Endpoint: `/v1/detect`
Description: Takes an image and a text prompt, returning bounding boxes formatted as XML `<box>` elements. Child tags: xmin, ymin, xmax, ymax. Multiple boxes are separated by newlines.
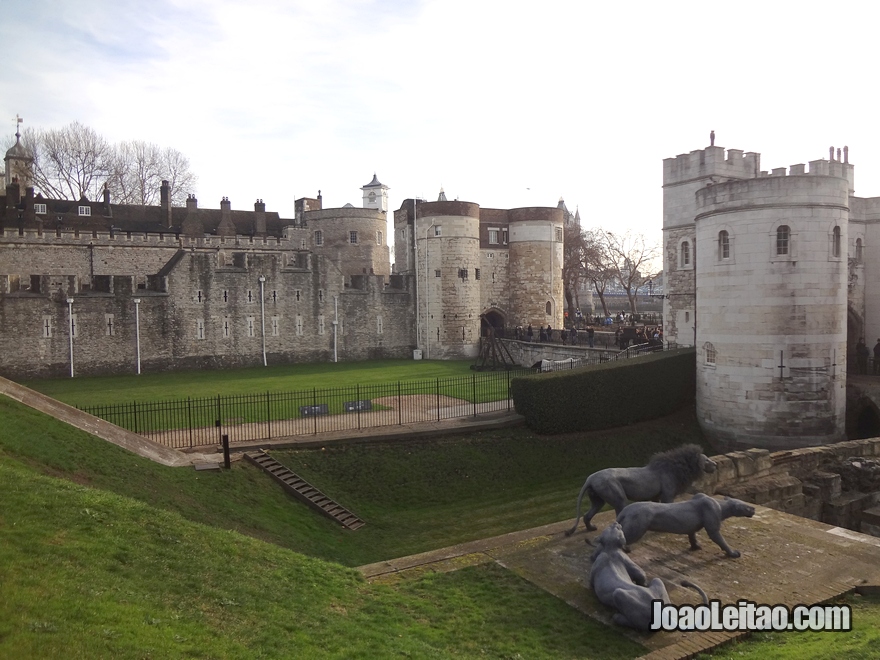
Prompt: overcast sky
<box><xmin>3</xmin><ymin>0</ymin><xmax>880</xmax><ymax>250</ymax></box>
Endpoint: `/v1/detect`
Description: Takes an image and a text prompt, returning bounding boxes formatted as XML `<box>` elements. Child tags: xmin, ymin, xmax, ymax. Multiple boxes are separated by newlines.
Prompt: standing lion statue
<box><xmin>565</xmin><ymin>444</ymin><xmax>716</xmax><ymax>536</ymax></box>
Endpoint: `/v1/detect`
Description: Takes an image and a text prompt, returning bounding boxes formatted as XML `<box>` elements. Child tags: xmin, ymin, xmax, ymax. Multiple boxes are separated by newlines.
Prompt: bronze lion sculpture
<box><xmin>589</xmin><ymin>521</ymin><xmax>708</xmax><ymax>631</ymax></box>
<box><xmin>616</xmin><ymin>493</ymin><xmax>755</xmax><ymax>557</ymax></box>
<box><xmin>565</xmin><ymin>444</ymin><xmax>716</xmax><ymax>536</ymax></box>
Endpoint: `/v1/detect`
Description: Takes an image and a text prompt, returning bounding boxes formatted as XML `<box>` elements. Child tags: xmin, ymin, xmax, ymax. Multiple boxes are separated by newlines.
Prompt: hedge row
<box><xmin>510</xmin><ymin>348</ymin><xmax>696</xmax><ymax>434</ymax></box>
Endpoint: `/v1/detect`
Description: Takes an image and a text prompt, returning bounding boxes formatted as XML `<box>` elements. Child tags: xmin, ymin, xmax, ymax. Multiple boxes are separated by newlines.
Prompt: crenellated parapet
<box><xmin>663</xmin><ymin>146</ymin><xmax>761</xmax><ymax>187</ymax></box>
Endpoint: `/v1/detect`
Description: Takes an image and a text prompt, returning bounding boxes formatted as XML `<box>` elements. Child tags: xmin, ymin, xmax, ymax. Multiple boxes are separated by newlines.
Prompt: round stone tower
<box><xmin>507</xmin><ymin>207</ymin><xmax>565</xmax><ymax>329</ymax></box>
<box><xmin>695</xmin><ymin>168</ymin><xmax>850</xmax><ymax>449</ymax></box>
<box><xmin>306</xmin><ymin>207</ymin><xmax>390</xmax><ymax>277</ymax></box>
<box><xmin>415</xmin><ymin>200</ymin><xmax>482</xmax><ymax>359</ymax></box>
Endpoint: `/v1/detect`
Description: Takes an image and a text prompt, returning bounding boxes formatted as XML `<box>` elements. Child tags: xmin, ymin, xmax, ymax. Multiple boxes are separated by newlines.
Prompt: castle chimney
<box><xmin>160</xmin><ymin>179</ymin><xmax>172</xmax><ymax>227</ymax></box>
<box><xmin>844</xmin><ymin>146</ymin><xmax>849</xmax><ymax>164</ymax></box>
<box><xmin>217</xmin><ymin>196</ymin><xmax>235</xmax><ymax>237</ymax></box>
<box><xmin>254</xmin><ymin>198</ymin><xmax>266</xmax><ymax>236</ymax></box>
<box><xmin>186</xmin><ymin>194</ymin><xmax>198</xmax><ymax>211</ymax></box>
<box><xmin>829</xmin><ymin>146</ymin><xmax>834</xmax><ymax>161</ymax></box>
<box><xmin>317</xmin><ymin>190</ymin><xmax>323</xmax><ymax>210</ymax></box>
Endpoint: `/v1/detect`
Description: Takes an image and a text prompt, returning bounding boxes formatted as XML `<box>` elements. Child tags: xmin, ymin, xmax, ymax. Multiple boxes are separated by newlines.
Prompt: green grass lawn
<box><xmin>3</xmin><ymin>387</ymin><xmax>877</xmax><ymax>659</ymax></box>
<box><xmin>21</xmin><ymin>359</ymin><xmax>501</xmax><ymax>406</ymax></box>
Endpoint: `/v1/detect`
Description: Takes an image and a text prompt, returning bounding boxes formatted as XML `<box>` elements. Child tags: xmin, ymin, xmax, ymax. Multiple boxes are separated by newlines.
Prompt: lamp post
<box><xmin>332</xmin><ymin>295</ymin><xmax>339</xmax><ymax>363</ymax></box>
<box><xmin>425</xmin><ymin>221</ymin><xmax>436</xmax><ymax>360</ymax></box>
<box><xmin>258</xmin><ymin>275</ymin><xmax>267</xmax><ymax>367</ymax></box>
<box><xmin>66</xmin><ymin>297</ymin><xmax>75</xmax><ymax>378</ymax></box>
<box><xmin>133</xmin><ymin>298</ymin><xmax>142</xmax><ymax>375</ymax></box>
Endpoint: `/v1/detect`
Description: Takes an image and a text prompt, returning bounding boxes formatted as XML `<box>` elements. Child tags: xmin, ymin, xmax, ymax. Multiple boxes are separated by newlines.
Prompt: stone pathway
<box><xmin>360</xmin><ymin>504</ymin><xmax>880</xmax><ymax>659</ymax></box>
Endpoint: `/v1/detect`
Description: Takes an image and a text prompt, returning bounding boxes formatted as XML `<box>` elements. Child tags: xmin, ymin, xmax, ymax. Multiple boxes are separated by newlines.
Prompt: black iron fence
<box><xmin>78</xmin><ymin>344</ymin><xmax>676</xmax><ymax>450</ymax></box>
<box><xmin>79</xmin><ymin>369</ymin><xmax>537</xmax><ymax>449</ymax></box>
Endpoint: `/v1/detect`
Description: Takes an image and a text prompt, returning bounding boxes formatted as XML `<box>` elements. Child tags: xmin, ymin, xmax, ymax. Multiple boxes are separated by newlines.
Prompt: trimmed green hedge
<box><xmin>511</xmin><ymin>348</ymin><xmax>696</xmax><ymax>434</ymax></box>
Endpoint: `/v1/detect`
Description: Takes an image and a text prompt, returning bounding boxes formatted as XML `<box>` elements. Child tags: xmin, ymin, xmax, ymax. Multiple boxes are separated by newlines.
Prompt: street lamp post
<box><xmin>258</xmin><ymin>275</ymin><xmax>267</xmax><ymax>367</ymax></box>
<box><xmin>133</xmin><ymin>298</ymin><xmax>142</xmax><ymax>375</ymax></box>
<box><xmin>66</xmin><ymin>297</ymin><xmax>75</xmax><ymax>378</ymax></box>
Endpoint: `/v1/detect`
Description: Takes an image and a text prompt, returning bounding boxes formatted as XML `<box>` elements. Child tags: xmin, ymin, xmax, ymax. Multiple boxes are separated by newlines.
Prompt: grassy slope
<box><xmin>0</xmin><ymin>458</ymin><xmax>645</xmax><ymax>659</ymax></box>
<box><xmin>0</xmin><ymin>394</ymin><xmax>707</xmax><ymax>566</ymax></box>
<box><xmin>20</xmin><ymin>359</ymin><xmax>485</xmax><ymax>405</ymax></box>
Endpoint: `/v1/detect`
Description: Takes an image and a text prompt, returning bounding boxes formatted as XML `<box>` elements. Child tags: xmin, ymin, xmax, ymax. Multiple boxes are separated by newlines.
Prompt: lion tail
<box><xmin>680</xmin><ymin>580</ymin><xmax>709</xmax><ymax>605</ymax></box>
<box><xmin>564</xmin><ymin>479</ymin><xmax>593</xmax><ymax>537</ymax></box>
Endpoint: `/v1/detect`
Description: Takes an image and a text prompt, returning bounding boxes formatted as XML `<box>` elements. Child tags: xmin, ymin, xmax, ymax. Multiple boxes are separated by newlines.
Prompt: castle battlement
<box><xmin>756</xmin><ymin>159</ymin><xmax>853</xmax><ymax>180</ymax></box>
<box><xmin>663</xmin><ymin>146</ymin><xmax>761</xmax><ymax>185</ymax></box>
<box><xmin>1</xmin><ymin>229</ymin><xmax>292</xmax><ymax>249</ymax></box>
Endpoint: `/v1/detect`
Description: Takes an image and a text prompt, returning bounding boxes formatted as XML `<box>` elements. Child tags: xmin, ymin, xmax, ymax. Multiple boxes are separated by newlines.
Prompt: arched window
<box><xmin>681</xmin><ymin>241</ymin><xmax>690</xmax><ymax>266</ymax></box>
<box><xmin>718</xmin><ymin>230</ymin><xmax>730</xmax><ymax>260</ymax></box>
<box><xmin>856</xmin><ymin>238</ymin><xmax>864</xmax><ymax>262</ymax></box>
<box><xmin>832</xmin><ymin>226</ymin><xmax>841</xmax><ymax>258</ymax></box>
<box><xmin>776</xmin><ymin>225</ymin><xmax>790</xmax><ymax>256</ymax></box>
<box><xmin>545</xmin><ymin>301</ymin><xmax>552</xmax><ymax>315</ymax></box>
<box><xmin>705</xmin><ymin>342</ymin><xmax>716</xmax><ymax>365</ymax></box>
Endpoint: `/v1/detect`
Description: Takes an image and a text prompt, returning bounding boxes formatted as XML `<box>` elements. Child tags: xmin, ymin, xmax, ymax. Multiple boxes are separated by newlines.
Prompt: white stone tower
<box><xmin>361</xmin><ymin>174</ymin><xmax>389</xmax><ymax>212</ymax></box>
<box><xmin>507</xmin><ymin>207</ymin><xmax>565</xmax><ymax>329</ymax></box>
<box><xmin>415</xmin><ymin>200</ymin><xmax>482</xmax><ymax>359</ymax></box>
<box><xmin>665</xmin><ymin>140</ymin><xmax>853</xmax><ymax>450</ymax></box>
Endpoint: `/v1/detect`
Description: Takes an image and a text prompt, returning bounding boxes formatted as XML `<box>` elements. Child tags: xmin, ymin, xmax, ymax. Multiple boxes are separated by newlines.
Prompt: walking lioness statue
<box><xmin>565</xmin><ymin>444</ymin><xmax>716</xmax><ymax>536</ymax></box>
<box><xmin>616</xmin><ymin>493</ymin><xmax>755</xmax><ymax>557</ymax></box>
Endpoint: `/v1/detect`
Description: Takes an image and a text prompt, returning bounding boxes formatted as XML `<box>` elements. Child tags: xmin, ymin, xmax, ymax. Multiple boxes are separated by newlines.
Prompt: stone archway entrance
<box><xmin>847</xmin><ymin>306</ymin><xmax>864</xmax><ymax>374</ymax></box>
<box><xmin>481</xmin><ymin>310</ymin><xmax>505</xmax><ymax>338</ymax></box>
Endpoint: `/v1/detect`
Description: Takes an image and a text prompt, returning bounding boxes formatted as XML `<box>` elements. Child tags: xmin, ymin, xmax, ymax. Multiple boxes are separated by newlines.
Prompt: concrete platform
<box><xmin>359</xmin><ymin>504</ymin><xmax>880</xmax><ymax>659</ymax></box>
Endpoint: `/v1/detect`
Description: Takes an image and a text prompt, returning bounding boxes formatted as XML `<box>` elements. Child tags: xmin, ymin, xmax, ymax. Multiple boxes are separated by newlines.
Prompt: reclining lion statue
<box><xmin>590</xmin><ymin>521</ymin><xmax>708</xmax><ymax>631</ymax></box>
<box><xmin>616</xmin><ymin>493</ymin><xmax>755</xmax><ymax>557</ymax></box>
<box><xmin>565</xmin><ymin>444</ymin><xmax>717</xmax><ymax>536</ymax></box>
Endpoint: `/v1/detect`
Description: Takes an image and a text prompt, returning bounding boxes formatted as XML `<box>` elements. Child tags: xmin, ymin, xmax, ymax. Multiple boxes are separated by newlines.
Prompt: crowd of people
<box><xmin>512</xmin><ymin>320</ymin><xmax>663</xmax><ymax>351</ymax></box>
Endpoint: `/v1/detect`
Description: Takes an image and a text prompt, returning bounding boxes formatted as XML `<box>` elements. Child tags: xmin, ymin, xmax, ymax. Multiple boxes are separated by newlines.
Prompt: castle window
<box><xmin>434</xmin><ymin>225</ymin><xmax>442</xmax><ymax>237</ymax></box>
<box><xmin>435</xmin><ymin>269</ymin><xmax>441</xmax><ymax>278</ymax></box>
<box><xmin>223</xmin><ymin>317</ymin><xmax>230</xmax><ymax>337</ymax></box>
<box><xmin>488</xmin><ymin>252</ymin><xmax>494</xmax><ymax>259</ymax></box>
<box><xmin>546</xmin><ymin>301</ymin><xmax>552</xmax><ymax>315</ymax></box>
<box><xmin>105</xmin><ymin>314</ymin><xmax>115</xmax><ymax>336</ymax></box>
<box><xmin>196</xmin><ymin>290</ymin><xmax>203</xmax><ymax>303</ymax></box>
<box><xmin>35</xmin><ymin>203</ymin><xmax>47</xmax><ymax>214</ymax></box>
<box><xmin>318</xmin><ymin>289</ymin><xmax>324</xmax><ymax>303</ymax></box>
<box><xmin>349</xmin><ymin>231</ymin><xmax>358</xmax><ymax>244</ymax></box>
<box><xmin>197</xmin><ymin>319</ymin><xmax>205</xmax><ymax>340</ymax></box>
<box><xmin>376</xmin><ymin>230</ymin><xmax>383</xmax><ymax>245</ymax></box>
<box><xmin>247</xmin><ymin>316</ymin><xmax>256</xmax><ymax>337</ymax></box>
<box><xmin>301</xmin><ymin>239</ymin><xmax>306</xmax><ymax>249</ymax></box>
<box><xmin>377</xmin><ymin>316</ymin><xmax>383</xmax><ymax>334</ymax></box>
<box><xmin>295</xmin><ymin>289</ymin><xmax>301</xmax><ymax>302</ymax></box>
<box><xmin>223</xmin><ymin>289</ymin><xmax>228</xmax><ymax>302</ymax></box>
<box><xmin>30</xmin><ymin>275</ymin><xmax>42</xmax><ymax>293</ymax></box>
<box><xmin>475</xmin><ymin>268</ymin><xmax>481</xmax><ymax>280</ymax></box>
<box><xmin>314</xmin><ymin>230</ymin><xmax>323</xmax><ymax>246</ymax></box>
<box><xmin>78</xmin><ymin>206</ymin><xmax>91</xmax><ymax>216</ymax></box>
<box><xmin>856</xmin><ymin>238</ymin><xmax>864</xmax><ymax>262</ymax></box>
<box><xmin>42</xmin><ymin>316</ymin><xmax>52</xmax><ymax>338</ymax></box>
<box><xmin>318</xmin><ymin>315</ymin><xmax>325</xmax><ymax>335</ymax></box>
<box><xmin>368</xmin><ymin>191</ymin><xmax>376</xmax><ymax>203</ymax></box>
<box><xmin>271</xmin><ymin>316</ymin><xmax>279</xmax><ymax>336</ymax></box>
<box><xmin>489</xmin><ymin>229</ymin><xmax>499</xmax><ymax>244</ymax></box>
<box><xmin>832</xmin><ymin>226</ymin><xmax>841</xmax><ymax>258</ymax></box>
<box><xmin>719</xmin><ymin>231</ymin><xmax>730</xmax><ymax>260</ymax></box>
<box><xmin>555</xmin><ymin>227</ymin><xmax>563</xmax><ymax>242</ymax></box>
<box><xmin>502</xmin><ymin>229</ymin><xmax>508</xmax><ymax>244</ymax></box>
<box><xmin>776</xmin><ymin>225</ymin><xmax>790</xmax><ymax>256</ymax></box>
<box><xmin>705</xmin><ymin>342</ymin><xmax>716</xmax><ymax>365</ymax></box>
<box><xmin>681</xmin><ymin>241</ymin><xmax>691</xmax><ymax>267</ymax></box>
<box><xmin>458</xmin><ymin>268</ymin><xmax>468</xmax><ymax>280</ymax></box>
<box><xmin>247</xmin><ymin>289</ymin><xmax>254</xmax><ymax>303</ymax></box>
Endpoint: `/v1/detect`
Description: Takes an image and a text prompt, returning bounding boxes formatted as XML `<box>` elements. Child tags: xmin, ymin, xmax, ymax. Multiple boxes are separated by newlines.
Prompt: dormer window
<box><xmin>78</xmin><ymin>206</ymin><xmax>91</xmax><ymax>216</ymax></box>
<box><xmin>34</xmin><ymin>203</ymin><xmax>47</xmax><ymax>214</ymax></box>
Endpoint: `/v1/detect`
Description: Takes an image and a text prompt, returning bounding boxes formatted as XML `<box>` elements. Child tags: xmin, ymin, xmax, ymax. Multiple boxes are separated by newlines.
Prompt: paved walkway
<box><xmin>360</xmin><ymin>504</ymin><xmax>880</xmax><ymax>660</ymax></box>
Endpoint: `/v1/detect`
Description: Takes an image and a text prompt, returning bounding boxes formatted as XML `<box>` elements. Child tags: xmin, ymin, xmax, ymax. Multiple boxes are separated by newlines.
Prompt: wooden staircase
<box><xmin>244</xmin><ymin>450</ymin><xmax>365</xmax><ymax>530</ymax></box>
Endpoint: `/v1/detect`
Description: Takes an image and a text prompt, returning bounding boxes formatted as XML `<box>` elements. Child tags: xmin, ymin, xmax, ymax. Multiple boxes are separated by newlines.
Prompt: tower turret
<box><xmin>361</xmin><ymin>174</ymin><xmax>389</xmax><ymax>212</ymax></box>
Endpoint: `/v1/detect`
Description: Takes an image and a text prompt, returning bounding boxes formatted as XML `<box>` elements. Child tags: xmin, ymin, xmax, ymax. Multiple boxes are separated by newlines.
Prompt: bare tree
<box><xmin>22</xmin><ymin>122</ymin><xmax>113</xmax><ymax>201</ymax></box>
<box><xmin>583</xmin><ymin>229</ymin><xmax>615</xmax><ymax>318</ymax></box>
<box><xmin>561</xmin><ymin>223</ymin><xmax>587</xmax><ymax>320</ymax></box>
<box><xmin>596</xmin><ymin>230</ymin><xmax>661</xmax><ymax>314</ymax></box>
<box><xmin>14</xmin><ymin>122</ymin><xmax>196</xmax><ymax>205</ymax></box>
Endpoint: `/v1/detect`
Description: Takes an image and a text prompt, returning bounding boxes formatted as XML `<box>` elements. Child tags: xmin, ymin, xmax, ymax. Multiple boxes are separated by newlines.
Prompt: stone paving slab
<box><xmin>359</xmin><ymin>503</ymin><xmax>880</xmax><ymax>658</ymax></box>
